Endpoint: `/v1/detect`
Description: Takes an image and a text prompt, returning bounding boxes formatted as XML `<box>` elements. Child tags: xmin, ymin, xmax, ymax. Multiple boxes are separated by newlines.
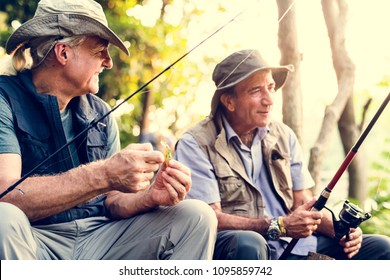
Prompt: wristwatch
<box><xmin>266</xmin><ymin>218</ymin><xmax>281</xmax><ymax>241</ymax></box>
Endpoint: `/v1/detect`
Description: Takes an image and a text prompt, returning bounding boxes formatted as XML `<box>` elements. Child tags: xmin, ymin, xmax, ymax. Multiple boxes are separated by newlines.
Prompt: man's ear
<box><xmin>53</xmin><ymin>43</ymin><xmax>68</xmax><ymax>65</ymax></box>
<box><xmin>220</xmin><ymin>93</ymin><xmax>235</xmax><ymax>112</ymax></box>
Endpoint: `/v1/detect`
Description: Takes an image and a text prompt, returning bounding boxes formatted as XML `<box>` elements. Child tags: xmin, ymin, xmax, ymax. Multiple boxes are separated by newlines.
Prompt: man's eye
<box><xmin>249</xmin><ymin>87</ymin><xmax>261</xmax><ymax>94</ymax></box>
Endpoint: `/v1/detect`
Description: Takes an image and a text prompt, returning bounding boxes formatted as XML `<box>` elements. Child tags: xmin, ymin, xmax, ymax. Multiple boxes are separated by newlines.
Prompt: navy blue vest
<box><xmin>0</xmin><ymin>71</ymin><xmax>111</xmax><ymax>224</ymax></box>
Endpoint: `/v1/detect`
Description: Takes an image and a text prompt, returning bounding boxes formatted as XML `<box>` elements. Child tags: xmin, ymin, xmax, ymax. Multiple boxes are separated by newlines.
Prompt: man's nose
<box><xmin>261</xmin><ymin>90</ymin><xmax>274</xmax><ymax>105</ymax></box>
<box><xmin>103</xmin><ymin>51</ymin><xmax>113</xmax><ymax>69</ymax></box>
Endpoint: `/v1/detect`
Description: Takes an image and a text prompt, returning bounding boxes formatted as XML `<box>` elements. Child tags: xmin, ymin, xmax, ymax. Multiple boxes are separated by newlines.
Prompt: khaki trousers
<box><xmin>0</xmin><ymin>200</ymin><xmax>217</xmax><ymax>260</ymax></box>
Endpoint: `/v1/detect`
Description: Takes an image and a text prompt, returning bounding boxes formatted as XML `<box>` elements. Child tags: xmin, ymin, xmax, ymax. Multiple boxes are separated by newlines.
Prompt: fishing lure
<box><xmin>161</xmin><ymin>141</ymin><xmax>173</xmax><ymax>165</ymax></box>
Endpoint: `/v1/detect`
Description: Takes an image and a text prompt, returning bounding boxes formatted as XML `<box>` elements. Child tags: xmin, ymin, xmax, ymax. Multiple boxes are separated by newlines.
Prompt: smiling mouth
<box><xmin>94</xmin><ymin>72</ymin><xmax>102</xmax><ymax>79</ymax></box>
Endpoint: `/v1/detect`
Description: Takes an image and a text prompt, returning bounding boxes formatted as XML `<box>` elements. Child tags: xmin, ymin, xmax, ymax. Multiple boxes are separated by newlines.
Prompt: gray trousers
<box><xmin>0</xmin><ymin>200</ymin><xmax>217</xmax><ymax>260</ymax></box>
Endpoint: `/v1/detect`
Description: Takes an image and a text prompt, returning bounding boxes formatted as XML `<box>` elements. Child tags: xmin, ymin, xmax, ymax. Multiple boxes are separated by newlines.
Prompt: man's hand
<box><xmin>104</xmin><ymin>148</ymin><xmax>191</xmax><ymax>219</ymax></box>
<box><xmin>148</xmin><ymin>159</ymin><xmax>192</xmax><ymax>206</ymax></box>
<box><xmin>106</xmin><ymin>143</ymin><xmax>164</xmax><ymax>193</ymax></box>
<box><xmin>339</xmin><ymin>227</ymin><xmax>363</xmax><ymax>258</ymax></box>
<box><xmin>284</xmin><ymin>198</ymin><xmax>323</xmax><ymax>239</ymax></box>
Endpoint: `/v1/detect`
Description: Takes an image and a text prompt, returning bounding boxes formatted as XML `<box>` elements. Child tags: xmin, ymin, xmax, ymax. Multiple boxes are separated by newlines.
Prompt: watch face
<box><xmin>267</xmin><ymin>228</ymin><xmax>281</xmax><ymax>241</ymax></box>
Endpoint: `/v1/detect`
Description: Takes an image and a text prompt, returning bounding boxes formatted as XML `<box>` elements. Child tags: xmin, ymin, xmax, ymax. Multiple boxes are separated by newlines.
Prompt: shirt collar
<box><xmin>221</xmin><ymin>114</ymin><xmax>269</xmax><ymax>145</ymax></box>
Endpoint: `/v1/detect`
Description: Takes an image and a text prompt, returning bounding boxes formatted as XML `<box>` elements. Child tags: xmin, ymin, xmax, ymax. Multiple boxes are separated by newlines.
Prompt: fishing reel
<box><xmin>327</xmin><ymin>200</ymin><xmax>371</xmax><ymax>241</ymax></box>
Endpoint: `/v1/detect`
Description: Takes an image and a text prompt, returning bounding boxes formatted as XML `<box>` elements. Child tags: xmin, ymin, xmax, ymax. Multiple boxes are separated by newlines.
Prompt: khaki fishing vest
<box><xmin>188</xmin><ymin>113</ymin><xmax>294</xmax><ymax>218</ymax></box>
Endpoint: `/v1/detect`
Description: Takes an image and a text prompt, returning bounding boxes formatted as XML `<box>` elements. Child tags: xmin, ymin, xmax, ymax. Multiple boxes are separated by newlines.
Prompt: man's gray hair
<box><xmin>11</xmin><ymin>35</ymin><xmax>87</xmax><ymax>73</ymax></box>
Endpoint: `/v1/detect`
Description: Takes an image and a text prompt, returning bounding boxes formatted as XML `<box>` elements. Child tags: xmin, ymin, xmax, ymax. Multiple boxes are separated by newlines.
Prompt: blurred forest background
<box><xmin>0</xmin><ymin>0</ymin><xmax>389</xmax><ymax>235</ymax></box>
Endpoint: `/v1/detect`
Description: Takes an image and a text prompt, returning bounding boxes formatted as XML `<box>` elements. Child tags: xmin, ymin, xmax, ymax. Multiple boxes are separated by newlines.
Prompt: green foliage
<box><xmin>0</xmin><ymin>0</ymin><xmax>38</xmax><ymax>47</ymax></box>
<box><xmin>376</xmin><ymin>75</ymin><xmax>390</xmax><ymax>88</ymax></box>
<box><xmin>359</xmin><ymin>138</ymin><xmax>390</xmax><ymax>236</ymax></box>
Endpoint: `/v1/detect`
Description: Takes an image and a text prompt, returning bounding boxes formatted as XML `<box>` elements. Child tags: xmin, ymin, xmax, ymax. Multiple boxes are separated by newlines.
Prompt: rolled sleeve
<box><xmin>174</xmin><ymin>133</ymin><xmax>221</xmax><ymax>204</ymax></box>
<box><xmin>288</xmin><ymin>127</ymin><xmax>315</xmax><ymax>191</ymax></box>
<box><xmin>0</xmin><ymin>94</ymin><xmax>21</xmax><ymax>155</ymax></box>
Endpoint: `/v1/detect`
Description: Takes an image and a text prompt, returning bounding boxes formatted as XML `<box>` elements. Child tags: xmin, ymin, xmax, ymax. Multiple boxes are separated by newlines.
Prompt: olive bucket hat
<box><xmin>211</xmin><ymin>49</ymin><xmax>294</xmax><ymax>116</ymax></box>
<box><xmin>5</xmin><ymin>0</ymin><xmax>129</xmax><ymax>56</ymax></box>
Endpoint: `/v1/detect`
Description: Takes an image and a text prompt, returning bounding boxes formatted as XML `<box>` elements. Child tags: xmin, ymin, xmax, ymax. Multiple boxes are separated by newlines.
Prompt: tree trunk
<box><xmin>276</xmin><ymin>0</ymin><xmax>304</xmax><ymax>145</ymax></box>
<box><xmin>338</xmin><ymin>98</ymin><xmax>367</xmax><ymax>201</ymax></box>
<box><xmin>308</xmin><ymin>0</ymin><xmax>366</xmax><ymax>201</ymax></box>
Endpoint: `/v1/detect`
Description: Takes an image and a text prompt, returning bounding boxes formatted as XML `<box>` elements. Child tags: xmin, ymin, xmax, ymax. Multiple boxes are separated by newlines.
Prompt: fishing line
<box><xmin>0</xmin><ymin>0</ymin><xmax>275</xmax><ymax>199</ymax></box>
<box><xmin>216</xmin><ymin>0</ymin><xmax>297</xmax><ymax>90</ymax></box>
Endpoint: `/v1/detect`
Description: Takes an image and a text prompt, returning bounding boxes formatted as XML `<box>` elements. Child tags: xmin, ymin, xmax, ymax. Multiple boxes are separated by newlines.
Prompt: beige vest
<box><xmin>188</xmin><ymin>112</ymin><xmax>294</xmax><ymax>218</ymax></box>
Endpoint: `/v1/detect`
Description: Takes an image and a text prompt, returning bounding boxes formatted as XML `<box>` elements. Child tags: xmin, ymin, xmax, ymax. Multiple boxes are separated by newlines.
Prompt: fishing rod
<box><xmin>279</xmin><ymin>91</ymin><xmax>390</xmax><ymax>260</ymax></box>
<box><xmin>0</xmin><ymin>7</ymin><xmax>252</xmax><ymax>200</ymax></box>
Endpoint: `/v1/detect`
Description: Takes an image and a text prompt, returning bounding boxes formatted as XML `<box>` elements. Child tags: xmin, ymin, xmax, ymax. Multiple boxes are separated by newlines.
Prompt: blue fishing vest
<box><xmin>0</xmin><ymin>71</ymin><xmax>111</xmax><ymax>224</ymax></box>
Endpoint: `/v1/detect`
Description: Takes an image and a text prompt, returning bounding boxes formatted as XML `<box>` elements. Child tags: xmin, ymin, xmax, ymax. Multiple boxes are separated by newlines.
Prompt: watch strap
<box><xmin>278</xmin><ymin>216</ymin><xmax>287</xmax><ymax>237</ymax></box>
<box><xmin>266</xmin><ymin>218</ymin><xmax>281</xmax><ymax>241</ymax></box>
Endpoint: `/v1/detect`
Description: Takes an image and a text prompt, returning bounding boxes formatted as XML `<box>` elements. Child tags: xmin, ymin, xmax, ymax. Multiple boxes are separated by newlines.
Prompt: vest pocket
<box><xmin>219</xmin><ymin>178</ymin><xmax>258</xmax><ymax>217</ymax></box>
<box><xmin>219</xmin><ymin>177</ymin><xmax>250</xmax><ymax>205</ymax></box>
<box><xmin>271</xmin><ymin>150</ymin><xmax>293</xmax><ymax>191</ymax></box>
<box><xmin>86</xmin><ymin>128</ymin><xmax>108</xmax><ymax>160</ymax></box>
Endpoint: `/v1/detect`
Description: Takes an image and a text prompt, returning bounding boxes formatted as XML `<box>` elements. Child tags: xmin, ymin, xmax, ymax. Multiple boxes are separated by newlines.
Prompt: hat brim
<box><xmin>6</xmin><ymin>14</ymin><xmax>129</xmax><ymax>56</ymax></box>
<box><xmin>211</xmin><ymin>65</ymin><xmax>294</xmax><ymax>116</ymax></box>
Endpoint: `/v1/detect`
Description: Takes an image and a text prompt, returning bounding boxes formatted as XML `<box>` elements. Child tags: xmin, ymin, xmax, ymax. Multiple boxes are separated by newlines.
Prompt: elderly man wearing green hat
<box><xmin>0</xmin><ymin>0</ymin><xmax>217</xmax><ymax>260</ymax></box>
<box><xmin>174</xmin><ymin>49</ymin><xmax>390</xmax><ymax>260</ymax></box>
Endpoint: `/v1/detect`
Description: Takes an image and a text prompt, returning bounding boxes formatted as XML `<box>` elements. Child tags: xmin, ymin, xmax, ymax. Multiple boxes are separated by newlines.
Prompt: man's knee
<box><xmin>215</xmin><ymin>230</ymin><xmax>269</xmax><ymax>260</ymax></box>
<box><xmin>174</xmin><ymin>199</ymin><xmax>217</xmax><ymax>231</ymax></box>
<box><xmin>234</xmin><ymin>231</ymin><xmax>269</xmax><ymax>259</ymax></box>
<box><xmin>0</xmin><ymin>202</ymin><xmax>30</xmax><ymax>238</ymax></box>
<box><xmin>0</xmin><ymin>202</ymin><xmax>34</xmax><ymax>259</ymax></box>
<box><xmin>163</xmin><ymin>199</ymin><xmax>217</xmax><ymax>259</ymax></box>
<box><xmin>361</xmin><ymin>234</ymin><xmax>390</xmax><ymax>260</ymax></box>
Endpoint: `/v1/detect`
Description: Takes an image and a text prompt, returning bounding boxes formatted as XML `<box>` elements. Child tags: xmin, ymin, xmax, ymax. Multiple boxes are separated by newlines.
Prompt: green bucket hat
<box><xmin>6</xmin><ymin>0</ymin><xmax>129</xmax><ymax>56</ymax></box>
<box><xmin>211</xmin><ymin>49</ymin><xmax>294</xmax><ymax>116</ymax></box>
